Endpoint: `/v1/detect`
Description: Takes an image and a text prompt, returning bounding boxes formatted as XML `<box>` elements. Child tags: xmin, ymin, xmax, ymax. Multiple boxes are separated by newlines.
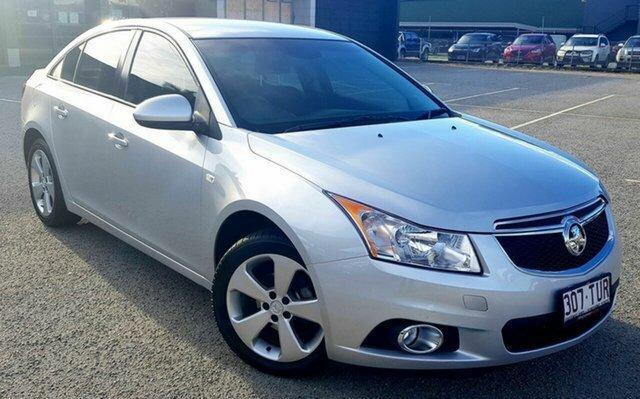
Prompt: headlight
<box><xmin>557</xmin><ymin>50</ymin><xmax>566</xmax><ymax>56</ymax></box>
<box><xmin>329</xmin><ymin>194</ymin><xmax>481</xmax><ymax>273</ymax></box>
<box><xmin>448</xmin><ymin>47</ymin><xmax>454</xmax><ymax>53</ymax></box>
<box><xmin>530</xmin><ymin>48</ymin><xmax>542</xmax><ymax>54</ymax></box>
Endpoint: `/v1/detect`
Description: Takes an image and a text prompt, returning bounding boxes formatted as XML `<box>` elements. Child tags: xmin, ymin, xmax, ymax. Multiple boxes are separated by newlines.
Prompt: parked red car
<box><xmin>503</xmin><ymin>33</ymin><xmax>557</xmax><ymax>64</ymax></box>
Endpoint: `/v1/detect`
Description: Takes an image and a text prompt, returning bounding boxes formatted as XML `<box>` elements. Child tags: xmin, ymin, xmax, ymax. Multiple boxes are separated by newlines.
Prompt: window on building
<box><xmin>125</xmin><ymin>32</ymin><xmax>198</xmax><ymax>107</ymax></box>
<box><xmin>74</xmin><ymin>30</ymin><xmax>133</xmax><ymax>95</ymax></box>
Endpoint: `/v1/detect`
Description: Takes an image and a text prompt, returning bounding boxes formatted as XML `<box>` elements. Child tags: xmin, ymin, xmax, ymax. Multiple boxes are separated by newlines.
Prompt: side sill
<box><xmin>67</xmin><ymin>202</ymin><xmax>212</xmax><ymax>290</ymax></box>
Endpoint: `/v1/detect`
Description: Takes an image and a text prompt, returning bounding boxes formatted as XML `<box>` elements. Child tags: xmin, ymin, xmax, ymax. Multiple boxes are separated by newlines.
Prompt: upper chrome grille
<box><xmin>494</xmin><ymin>197</ymin><xmax>606</xmax><ymax>234</ymax></box>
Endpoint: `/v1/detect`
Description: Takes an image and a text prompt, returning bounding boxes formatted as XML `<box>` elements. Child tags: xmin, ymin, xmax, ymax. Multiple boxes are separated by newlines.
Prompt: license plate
<box><xmin>456</xmin><ymin>55</ymin><xmax>466</xmax><ymax>60</ymax></box>
<box><xmin>562</xmin><ymin>275</ymin><xmax>611</xmax><ymax>323</ymax></box>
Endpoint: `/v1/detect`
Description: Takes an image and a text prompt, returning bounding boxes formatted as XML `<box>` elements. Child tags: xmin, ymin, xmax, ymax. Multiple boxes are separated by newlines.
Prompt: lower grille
<box><xmin>502</xmin><ymin>281</ymin><xmax>617</xmax><ymax>353</ymax></box>
<box><xmin>497</xmin><ymin>210</ymin><xmax>609</xmax><ymax>272</ymax></box>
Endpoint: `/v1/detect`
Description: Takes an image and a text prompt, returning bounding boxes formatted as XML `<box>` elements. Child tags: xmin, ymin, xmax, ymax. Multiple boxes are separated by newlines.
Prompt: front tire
<box><xmin>212</xmin><ymin>229</ymin><xmax>326</xmax><ymax>375</ymax></box>
<box><xmin>27</xmin><ymin>138</ymin><xmax>80</xmax><ymax>227</ymax></box>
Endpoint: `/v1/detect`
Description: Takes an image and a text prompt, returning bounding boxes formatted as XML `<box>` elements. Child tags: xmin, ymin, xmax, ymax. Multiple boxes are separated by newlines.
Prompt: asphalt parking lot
<box><xmin>1</xmin><ymin>63</ymin><xmax>639</xmax><ymax>398</ymax></box>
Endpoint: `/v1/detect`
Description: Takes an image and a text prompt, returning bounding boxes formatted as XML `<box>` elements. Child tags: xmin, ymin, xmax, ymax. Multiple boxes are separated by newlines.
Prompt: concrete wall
<box><xmin>316</xmin><ymin>0</ymin><xmax>399</xmax><ymax>59</ymax></box>
<box><xmin>0</xmin><ymin>0</ymin><xmax>19</xmax><ymax>67</ymax></box>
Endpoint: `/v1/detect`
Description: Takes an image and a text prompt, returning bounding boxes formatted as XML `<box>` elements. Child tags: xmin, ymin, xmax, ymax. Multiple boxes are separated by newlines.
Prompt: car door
<box><xmin>599</xmin><ymin>37</ymin><xmax>610</xmax><ymax>61</ymax></box>
<box><xmin>107</xmin><ymin>31</ymin><xmax>208</xmax><ymax>270</ymax></box>
<box><xmin>545</xmin><ymin>36</ymin><xmax>556</xmax><ymax>59</ymax></box>
<box><xmin>49</xmin><ymin>30</ymin><xmax>134</xmax><ymax>217</ymax></box>
<box><xmin>406</xmin><ymin>32</ymin><xmax>420</xmax><ymax>53</ymax></box>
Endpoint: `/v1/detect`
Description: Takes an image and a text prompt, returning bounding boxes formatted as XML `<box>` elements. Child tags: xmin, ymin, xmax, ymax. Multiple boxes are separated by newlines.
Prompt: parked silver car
<box><xmin>21</xmin><ymin>19</ymin><xmax>620</xmax><ymax>374</ymax></box>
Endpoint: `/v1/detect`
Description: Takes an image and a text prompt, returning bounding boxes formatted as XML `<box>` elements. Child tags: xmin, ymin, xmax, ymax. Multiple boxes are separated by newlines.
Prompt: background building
<box><xmin>0</xmin><ymin>0</ymin><xmax>399</xmax><ymax>71</ymax></box>
<box><xmin>400</xmin><ymin>0</ymin><xmax>640</xmax><ymax>52</ymax></box>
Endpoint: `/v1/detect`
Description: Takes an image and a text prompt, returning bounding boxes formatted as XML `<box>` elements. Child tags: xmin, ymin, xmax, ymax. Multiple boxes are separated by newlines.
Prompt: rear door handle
<box><xmin>53</xmin><ymin>105</ymin><xmax>69</xmax><ymax>119</ymax></box>
<box><xmin>107</xmin><ymin>132</ymin><xmax>129</xmax><ymax>149</ymax></box>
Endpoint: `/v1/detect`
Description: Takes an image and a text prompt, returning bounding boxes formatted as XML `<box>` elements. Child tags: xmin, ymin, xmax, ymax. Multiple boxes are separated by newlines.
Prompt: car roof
<box><xmin>572</xmin><ymin>34</ymin><xmax>601</xmax><ymax>38</ymax></box>
<box><xmin>107</xmin><ymin>18</ymin><xmax>346</xmax><ymax>41</ymax></box>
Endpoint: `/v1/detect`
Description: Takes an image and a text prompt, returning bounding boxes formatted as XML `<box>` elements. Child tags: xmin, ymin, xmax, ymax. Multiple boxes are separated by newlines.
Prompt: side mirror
<box><xmin>618</xmin><ymin>42</ymin><xmax>625</xmax><ymax>47</ymax></box>
<box><xmin>133</xmin><ymin>94</ymin><xmax>194</xmax><ymax>130</ymax></box>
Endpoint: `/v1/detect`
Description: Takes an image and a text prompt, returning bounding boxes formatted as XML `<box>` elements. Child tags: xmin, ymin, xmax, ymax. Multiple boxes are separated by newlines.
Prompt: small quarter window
<box><xmin>50</xmin><ymin>61</ymin><xmax>62</xmax><ymax>79</ymax></box>
<box><xmin>61</xmin><ymin>44</ymin><xmax>83</xmax><ymax>81</ymax></box>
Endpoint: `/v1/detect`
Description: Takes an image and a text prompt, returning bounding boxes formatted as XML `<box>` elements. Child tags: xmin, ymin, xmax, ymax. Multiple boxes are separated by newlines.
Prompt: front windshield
<box><xmin>625</xmin><ymin>37</ymin><xmax>640</xmax><ymax>47</ymax></box>
<box><xmin>195</xmin><ymin>39</ymin><xmax>446</xmax><ymax>134</ymax></box>
<box><xmin>513</xmin><ymin>35</ymin><xmax>543</xmax><ymax>45</ymax></box>
<box><xmin>565</xmin><ymin>37</ymin><xmax>598</xmax><ymax>47</ymax></box>
<box><xmin>458</xmin><ymin>34</ymin><xmax>489</xmax><ymax>44</ymax></box>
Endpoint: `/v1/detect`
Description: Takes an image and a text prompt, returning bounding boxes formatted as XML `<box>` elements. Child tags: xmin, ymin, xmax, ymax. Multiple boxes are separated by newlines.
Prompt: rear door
<box><xmin>405</xmin><ymin>32</ymin><xmax>421</xmax><ymax>53</ymax></box>
<box><xmin>545</xmin><ymin>36</ymin><xmax>555</xmax><ymax>59</ymax></box>
<box><xmin>598</xmin><ymin>37</ymin><xmax>610</xmax><ymax>61</ymax></box>
<box><xmin>107</xmin><ymin>31</ymin><xmax>208</xmax><ymax>269</ymax></box>
<box><xmin>49</xmin><ymin>30</ymin><xmax>134</xmax><ymax>217</ymax></box>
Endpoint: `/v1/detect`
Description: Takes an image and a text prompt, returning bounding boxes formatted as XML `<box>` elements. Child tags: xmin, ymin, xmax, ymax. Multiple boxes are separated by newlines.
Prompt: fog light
<box><xmin>397</xmin><ymin>324</ymin><xmax>444</xmax><ymax>354</ymax></box>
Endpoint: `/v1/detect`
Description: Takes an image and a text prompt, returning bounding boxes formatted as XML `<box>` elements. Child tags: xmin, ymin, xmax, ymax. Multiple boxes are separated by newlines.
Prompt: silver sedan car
<box><xmin>21</xmin><ymin>19</ymin><xmax>620</xmax><ymax>375</ymax></box>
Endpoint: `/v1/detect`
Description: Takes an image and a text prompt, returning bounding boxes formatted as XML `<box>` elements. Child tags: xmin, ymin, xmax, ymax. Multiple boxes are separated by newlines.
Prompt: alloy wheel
<box><xmin>226</xmin><ymin>254</ymin><xmax>323</xmax><ymax>362</ymax></box>
<box><xmin>30</xmin><ymin>149</ymin><xmax>55</xmax><ymax>217</ymax></box>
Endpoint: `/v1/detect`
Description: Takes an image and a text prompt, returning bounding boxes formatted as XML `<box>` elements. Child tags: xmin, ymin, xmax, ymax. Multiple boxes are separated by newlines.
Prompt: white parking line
<box><xmin>453</xmin><ymin>103</ymin><xmax>640</xmax><ymax>123</ymax></box>
<box><xmin>444</xmin><ymin>87</ymin><xmax>520</xmax><ymax>102</ymax></box>
<box><xmin>510</xmin><ymin>95</ymin><xmax>616</xmax><ymax>130</ymax></box>
<box><xmin>0</xmin><ymin>98</ymin><xmax>20</xmax><ymax>104</ymax></box>
<box><xmin>625</xmin><ymin>179</ymin><xmax>640</xmax><ymax>184</ymax></box>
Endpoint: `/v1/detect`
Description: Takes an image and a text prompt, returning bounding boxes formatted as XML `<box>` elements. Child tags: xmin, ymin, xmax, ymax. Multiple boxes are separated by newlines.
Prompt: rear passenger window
<box><xmin>125</xmin><ymin>32</ymin><xmax>198</xmax><ymax>107</ymax></box>
<box><xmin>75</xmin><ymin>30</ymin><xmax>133</xmax><ymax>96</ymax></box>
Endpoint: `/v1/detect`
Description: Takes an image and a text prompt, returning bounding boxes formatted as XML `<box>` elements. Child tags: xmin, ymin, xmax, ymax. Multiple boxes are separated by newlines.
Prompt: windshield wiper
<box><xmin>282</xmin><ymin>114</ymin><xmax>412</xmax><ymax>133</ymax></box>
<box><xmin>413</xmin><ymin>107</ymin><xmax>452</xmax><ymax>121</ymax></box>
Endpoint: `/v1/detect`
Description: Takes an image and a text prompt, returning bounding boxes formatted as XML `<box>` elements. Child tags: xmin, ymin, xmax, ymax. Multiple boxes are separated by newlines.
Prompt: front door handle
<box><xmin>107</xmin><ymin>132</ymin><xmax>129</xmax><ymax>149</ymax></box>
<box><xmin>53</xmin><ymin>105</ymin><xmax>69</xmax><ymax>119</ymax></box>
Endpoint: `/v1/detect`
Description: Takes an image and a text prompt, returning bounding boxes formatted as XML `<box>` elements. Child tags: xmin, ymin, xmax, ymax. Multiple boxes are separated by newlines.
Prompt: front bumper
<box><xmin>616</xmin><ymin>55</ymin><xmax>640</xmax><ymax>66</ymax></box>
<box><xmin>309</xmin><ymin>209</ymin><xmax>621</xmax><ymax>369</ymax></box>
<box><xmin>448</xmin><ymin>51</ymin><xmax>488</xmax><ymax>62</ymax></box>
<box><xmin>504</xmin><ymin>52</ymin><xmax>544</xmax><ymax>63</ymax></box>
<box><xmin>557</xmin><ymin>53</ymin><xmax>595</xmax><ymax>65</ymax></box>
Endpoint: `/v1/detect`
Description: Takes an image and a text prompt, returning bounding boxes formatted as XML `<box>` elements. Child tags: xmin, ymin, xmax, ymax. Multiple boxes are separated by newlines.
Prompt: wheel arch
<box><xmin>213</xmin><ymin>200</ymin><xmax>312</xmax><ymax>270</ymax></box>
<box><xmin>23</xmin><ymin>126</ymin><xmax>46</xmax><ymax>164</ymax></box>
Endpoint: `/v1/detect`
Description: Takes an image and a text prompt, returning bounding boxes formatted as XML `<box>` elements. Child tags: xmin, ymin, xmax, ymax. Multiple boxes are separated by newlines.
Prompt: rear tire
<box><xmin>419</xmin><ymin>48</ymin><xmax>429</xmax><ymax>62</ymax></box>
<box><xmin>212</xmin><ymin>229</ymin><xmax>326</xmax><ymax>375</ymax></box>
<box><xmin>27</xmin><ymin>138</ymin><xmax>80</xmax><ymax>227</ymax></box>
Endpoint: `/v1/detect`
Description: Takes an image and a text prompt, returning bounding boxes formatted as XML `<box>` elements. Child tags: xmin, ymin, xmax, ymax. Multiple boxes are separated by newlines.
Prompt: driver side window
<box><xmin>125</xmin><ymin>32</ymin><xmax>199</xmax><ymax>107</ymax></box>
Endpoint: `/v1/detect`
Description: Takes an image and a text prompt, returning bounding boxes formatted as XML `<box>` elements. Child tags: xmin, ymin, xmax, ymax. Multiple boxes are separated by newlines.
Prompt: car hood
<box><xmin>452</xmin><ymin>43</ymin><xmax>485</xmax><ymax>50</ymax></box>
<box><xmin>248</xmin><ymin>117</ymin><xmax>601</xmax><ymax>233</ymax></box>
<box><xmin>508</xmin><ymin>44</ymin><xmax>542</xmax><ymax>52</ymax></box>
